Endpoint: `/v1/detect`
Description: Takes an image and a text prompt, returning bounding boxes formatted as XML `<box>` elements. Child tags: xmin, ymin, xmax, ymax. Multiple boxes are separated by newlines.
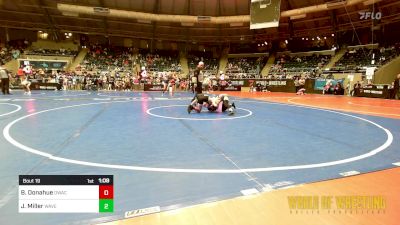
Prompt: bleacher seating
<box><xmin>225</xmin><ymin>57</ymin><xmax>266</xmax><ymax>78</ymax></box>
<box><xmin>333</xmin><ymin>47</ymin><xmax>400</xmax><ymax>71</ymax></box>
<box><xmin>136</xmin><ymin>50</ymin><xmax>181</xmax><ymax>72</ymax></box>
<box><xmin>187</xmin><ymin>51</ymin><xmax>219</xmax><ymax>75</ymax></box>
<box><xmin>82</xmin><ymin>45</ymin><xmax>133</xmax><ymax>72</ymax></box>
<box><xmin>26</xmin><ymin>48</ymin><xmax>78</xmax><ymax>57</ymax></box>
<box><xmin>0</xmin><ymin>40</ymin><xmax>28</xmax><ymax>65</ymax></box>
<box><xmin>269</xmin><ymin>54</ymin><xmax>331</xmax><ymax>76</ymax></box>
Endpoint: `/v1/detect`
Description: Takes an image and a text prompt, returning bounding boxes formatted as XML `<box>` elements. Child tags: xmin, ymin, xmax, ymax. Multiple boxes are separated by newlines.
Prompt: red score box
<box><xmin>99</xmin><ymin>185</ymin><xmax>114</xmax><ymax>199</ymax></box>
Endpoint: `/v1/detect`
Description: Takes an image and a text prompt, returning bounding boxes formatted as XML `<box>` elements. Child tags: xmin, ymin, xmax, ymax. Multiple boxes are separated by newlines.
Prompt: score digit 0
<box><xmin>99</xmin><ymin>185</ymin><xmax>113</xmax><ymax>199</ymax></box>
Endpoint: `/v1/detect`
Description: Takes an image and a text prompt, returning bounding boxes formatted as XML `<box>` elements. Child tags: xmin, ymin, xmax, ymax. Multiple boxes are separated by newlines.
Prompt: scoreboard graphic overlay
<box><xmin>19</xmin><ymin>175</ymin><xmax>113</xmax><ymax>213</ymax></box>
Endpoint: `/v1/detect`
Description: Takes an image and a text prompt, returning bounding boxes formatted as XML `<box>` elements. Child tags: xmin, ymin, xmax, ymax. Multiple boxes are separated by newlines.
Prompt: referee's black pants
<box><xmin>1</xmin><ymin>78</ymin><xmax>10</xmax><ymax>94</ymax></box>
<box><xmin>196</xmin><ymin>81</ymin><xmax>203</xmax><ymax>94</ymax></box>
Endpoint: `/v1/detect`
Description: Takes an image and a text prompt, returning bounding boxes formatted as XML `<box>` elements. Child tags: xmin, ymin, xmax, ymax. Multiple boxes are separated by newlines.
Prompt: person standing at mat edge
<box><xmin>0</xmin><ymin>65</ymin><xmax>11</xmax><ymax>95</ymax></box>
<box><xmin>394</xmin><ymin>74</ymin><xmax>400</xmax><ymax>100</ymax></box>
<box><xmin>194</xmin><ymin>61</ymin><xmax>204</xmax><ymax>94</ymax></box>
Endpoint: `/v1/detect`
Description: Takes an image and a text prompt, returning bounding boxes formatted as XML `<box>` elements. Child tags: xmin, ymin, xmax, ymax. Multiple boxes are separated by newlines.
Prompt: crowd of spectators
<box><xmin>188</xmin><ymin>51</ymin><xmax>219</xmax><ymax>75</ymax></box>
<box><xmin>267</xmin><ymin>53</ymin><xmax>332</xmax><ymax>79</ymax></box>
<box><xmin>225</xmin><ymin>56</ymin><xmax>266</xmax><ymax>78</ymax></box>
<box><xmin>136</xmin><ymin>50</ymin><xmax>181</xmax><ymax>73</ymax></box>
<box><xmin>4</xmin><ymin>40</ymin><xmax>400</xmax><ymax>98</ymax></box>
<box><xmin>10</xmin><ymin>65</ymin><xmax>189</xmax><ymax>92</ymax></box>
<box><xmin>269</xmin><ymin>54</ymin><xmax>331</xmax><ymax>76</ymax></box>
<box><xmin>80</xmin><ymin>45</ymin><xmax>134</xmax><ymax>72</ymax></box>
<box><xmin>0</xmin><ymin>39</ymin><xmax>29</xmax><ymax>65</ymax></box>
<box><xmin>332</xmin><ymin>46</ymin><xmax>400</xmax><ymax>71</ymax></box>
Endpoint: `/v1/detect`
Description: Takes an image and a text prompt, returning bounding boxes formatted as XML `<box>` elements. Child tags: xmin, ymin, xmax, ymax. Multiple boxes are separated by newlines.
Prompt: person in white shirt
<box><xmin>21</xmin><ymin>74</ymin><xmax>31</xmax><ymax>95</ymax></box>
<box><xmin>140</xmin><ymin>66</ymin><xmax>147</xmax><ymax>82</ymax></box>
<box><xmin>219</xmin><ymin>71</ymin><xmax>225</xmax><ymax>81</ymax></box>
<box><xmin>219</xmin><ymin>71</ymin><xmax>227</xmax><ymax>89</ymax></box>
<box><xmin>23</xmin><ymin>65</ymin><xmax>32</xmax><ymax>75</ymax></box>
<box><xmin>202</xmin><ymin>75</ymin><xmax>211</xmax><ymax>93</ymax></box>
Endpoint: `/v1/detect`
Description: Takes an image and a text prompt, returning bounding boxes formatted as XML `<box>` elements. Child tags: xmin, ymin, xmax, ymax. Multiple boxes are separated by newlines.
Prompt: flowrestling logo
<box><xmin>359</xmin><ymin>11</ymin><xmax>382</xmax><ymax>20</ymax></box>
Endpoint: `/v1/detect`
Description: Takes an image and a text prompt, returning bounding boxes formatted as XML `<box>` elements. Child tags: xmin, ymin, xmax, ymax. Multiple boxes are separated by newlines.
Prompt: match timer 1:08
<box><xmin>98</xmin><ymin>177</ymin><xmax>111</xmax><ymax>184</ymax></box>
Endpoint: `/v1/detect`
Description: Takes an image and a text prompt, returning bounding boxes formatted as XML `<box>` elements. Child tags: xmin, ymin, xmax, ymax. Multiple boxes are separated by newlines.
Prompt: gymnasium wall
<box><xmin>333</xmin><ymin>73</ymin><xmax>363</xmax><ymax>92</ymax></box>
<box><xmin>31</xmin><ymin>40</ymin><xmax>78</xmax><ymax>51</ymax></box>
<box><xmin>373</xmin><ymin>55</ymin><xmax>400</xmax><ymax>84</ymax></box>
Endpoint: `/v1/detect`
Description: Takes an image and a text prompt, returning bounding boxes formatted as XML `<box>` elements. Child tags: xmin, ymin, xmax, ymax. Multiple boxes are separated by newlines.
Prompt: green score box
<box><xmin>99</xmin><ymin>199</ymin><xmax>114</xmax><ymax>213</ymax></box>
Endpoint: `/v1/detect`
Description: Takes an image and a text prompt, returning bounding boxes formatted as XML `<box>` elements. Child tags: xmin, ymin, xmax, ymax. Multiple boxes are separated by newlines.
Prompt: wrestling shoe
<box><xmin>231</xmin><ymin>102</ymin><xmax>236</xmax><ymax>109</ymax></box>
<box><xmin>228</xmin><ymin>107</ymin><xmax>235</xmax><ymax>116</ymax></box>
<box><xmin>187</xmin><ymin>105</ymin><xmax>193</xmax><ymax>114</ymax></box>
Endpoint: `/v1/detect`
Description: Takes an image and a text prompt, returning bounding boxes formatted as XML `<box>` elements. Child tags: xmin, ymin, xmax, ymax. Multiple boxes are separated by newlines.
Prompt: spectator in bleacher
<box><xmin>0</xmin><ymin>47</ymin><xmax>7</xmax><ymax>57</ymax></box>
<box><xmin>219</xmin><ymin>71</ymin><xmax>225</xmax><ymax>81</ymax></box>
<box><xmin>11</xmin><ymin>49</ymin><xmax>20</xmax><ymax>59</ymax></box>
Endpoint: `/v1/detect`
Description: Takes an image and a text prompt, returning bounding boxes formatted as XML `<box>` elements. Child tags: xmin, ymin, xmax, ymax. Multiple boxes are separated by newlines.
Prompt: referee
<box><xmin>0</xmin><ymin>65</ymin><xmax>10</xmax><ymax>95</ymax></box>
<box><xmin>193</xmin><ymin>61</ymin><xmax>204</xmax><ymax>94</ymax></box>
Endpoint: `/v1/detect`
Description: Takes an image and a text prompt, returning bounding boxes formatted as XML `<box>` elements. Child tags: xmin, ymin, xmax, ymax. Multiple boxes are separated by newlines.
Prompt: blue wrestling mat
<box><xmin>0</xmin><ymin>90</ymin><xmax>399</xmax><ymax>225</ymax></box>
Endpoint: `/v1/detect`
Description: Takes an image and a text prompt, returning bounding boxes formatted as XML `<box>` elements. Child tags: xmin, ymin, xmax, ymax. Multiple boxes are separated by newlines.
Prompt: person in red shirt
<box><xmin>169</xmin><ymin>73</ymin><xmax>176</xmax><ymax>96</ymax></box>
<box><xmin>17</xmin><ymin>66</ymin><xmax>24</xmax><ymax>77</ymax></box>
